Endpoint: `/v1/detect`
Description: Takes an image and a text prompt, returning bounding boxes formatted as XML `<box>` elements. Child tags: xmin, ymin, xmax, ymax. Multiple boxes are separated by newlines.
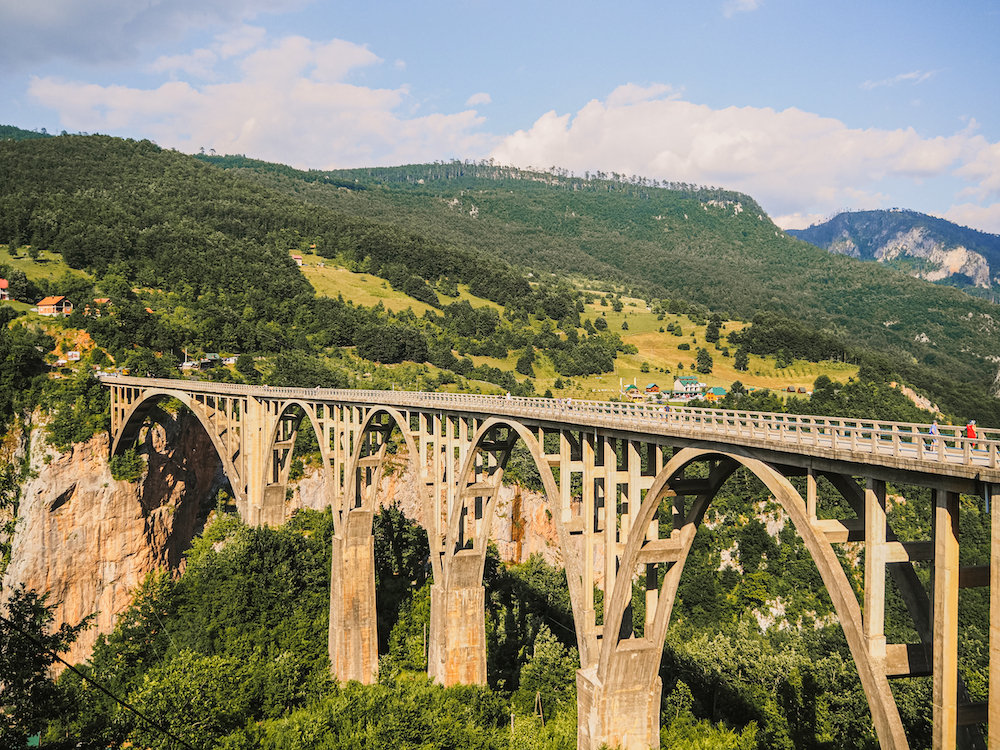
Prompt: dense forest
<box><xmin>0</xmin><ymin>132</ymin><xmax>998</xmax><ymax>749</ymax></box>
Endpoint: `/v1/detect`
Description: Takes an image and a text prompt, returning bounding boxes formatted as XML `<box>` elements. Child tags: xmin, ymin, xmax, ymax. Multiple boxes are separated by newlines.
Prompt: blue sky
<box><xmin>3</xmin><ymin>0</ymin><xmax>999</xmax><ymax>232</ymax></box>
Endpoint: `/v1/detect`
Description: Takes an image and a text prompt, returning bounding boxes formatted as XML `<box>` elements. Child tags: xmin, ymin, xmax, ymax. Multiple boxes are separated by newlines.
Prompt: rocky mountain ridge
<box><xmin>789</xmin><ymin>210</ymin><xmax>1000</xmax><ymax>296</ymax></box>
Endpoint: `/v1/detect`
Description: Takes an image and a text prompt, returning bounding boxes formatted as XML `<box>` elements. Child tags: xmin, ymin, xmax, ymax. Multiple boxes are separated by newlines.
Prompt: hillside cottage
<box><xmin>292</xmin><ymin>254</ymin><xmax>303</xmax><ymax>266</ymax></box>
<box><xmin>0</xmin><ymin>279</ymin><xmax>8</xmax><ymax>301</ymax></box>
<box><xmin>645</xmin><ymin>383</ymin><xmax>660</xmax><ymax>395</ymax></box>
<box><xmin>705</xmin><ymin>387</ymin><xmax>727</xmax><ymax>403</ymax></box>
<box><xmin>37</xmin><ymin>296</ymin><xmax>73</xmax><ymax>316</ymax></box>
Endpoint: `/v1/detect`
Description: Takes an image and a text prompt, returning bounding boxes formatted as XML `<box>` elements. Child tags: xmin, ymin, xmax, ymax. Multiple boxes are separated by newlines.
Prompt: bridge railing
<box><xmin>101</xmin><ymin>376</ymin><xmax>998</xmax><ymax>469</ymax></box>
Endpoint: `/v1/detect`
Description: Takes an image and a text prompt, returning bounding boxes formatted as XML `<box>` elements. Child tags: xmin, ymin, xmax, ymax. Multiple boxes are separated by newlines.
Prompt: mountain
<box><xmin>788</xmin><ymin>210</ymin><xmax>1000</xmax><ymax>300</ymax></box>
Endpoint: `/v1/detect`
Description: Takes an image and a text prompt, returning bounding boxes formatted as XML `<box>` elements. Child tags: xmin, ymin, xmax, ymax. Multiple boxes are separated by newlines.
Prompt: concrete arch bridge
<box><xmin>101</xmin><ymin>375</ymin><xmax>1000</xmax><ymax>750</ymax></box>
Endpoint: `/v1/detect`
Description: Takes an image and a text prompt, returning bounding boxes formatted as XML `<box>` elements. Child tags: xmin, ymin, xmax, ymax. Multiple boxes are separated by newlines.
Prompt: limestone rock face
<box><xmin>1</xmin><ymin>412</ymin><xmax>226</xmax><ymax>666</ymax></box>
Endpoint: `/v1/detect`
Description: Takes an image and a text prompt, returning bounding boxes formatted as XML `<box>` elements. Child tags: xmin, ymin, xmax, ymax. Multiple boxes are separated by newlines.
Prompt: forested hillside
<box><xmin>199</xmin><ymin>156</ymin><xmax>1000</xmax><ymax>424</ymax></box>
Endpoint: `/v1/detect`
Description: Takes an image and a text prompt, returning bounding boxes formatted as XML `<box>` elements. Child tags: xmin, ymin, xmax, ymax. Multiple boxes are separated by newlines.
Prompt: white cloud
<box><xmin>29</xmin><ymin>35</ymin><xmax>494</xmax><ymax>169</ymax></box>
<box><xmin>940</xmin><ymin>203</ymin><xmax>1000</xmax><ymax>235</ymax></box>
<box><xmin>0</xmin><ymin>0</ymin><xmax>306</xmax><ymax>70</ymax></box>
<box><xmin>724</xmin><ymin>0</ymin><xmax>761</xmax><ymax>18</ymax></box>
<box><xmin>489</xmin><ymin>83</ymin><xmax>999</xmax><ymax>228</ymax></box>
<box><xmin>466</xmin><ymin>92</ymin><xmax>492</xmax><ymax>106</ymax></box>
<box><xmin>861</xmin><ymin>70</ymin><xmax>935</xmax><ymax>90</ymax></box>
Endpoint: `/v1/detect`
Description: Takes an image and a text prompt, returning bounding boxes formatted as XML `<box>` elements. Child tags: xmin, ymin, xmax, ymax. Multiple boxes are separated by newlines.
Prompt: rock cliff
<box><xmin>1</xmin><ymin>411</ymin><xmax>227</xmax><ymax>666</ymax></box>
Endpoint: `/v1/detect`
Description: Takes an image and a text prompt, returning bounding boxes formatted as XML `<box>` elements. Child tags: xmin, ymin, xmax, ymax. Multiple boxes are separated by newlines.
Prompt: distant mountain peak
<box><xmin>789</xmin><ymin>210</ymin><xmax>1000</xmax><ymax>298</ymax></box>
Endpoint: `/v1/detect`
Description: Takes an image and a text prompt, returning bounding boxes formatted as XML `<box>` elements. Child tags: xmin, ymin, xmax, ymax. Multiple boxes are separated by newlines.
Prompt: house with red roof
<box><xmin>0</xmin><ymin>279</ymin><xmax>8</xmax><ymax>301</ymax></box>
<box><xmin>37</xmin><ymin>296</ymin><xmax>73</xmax><ymax>316</ymax></box>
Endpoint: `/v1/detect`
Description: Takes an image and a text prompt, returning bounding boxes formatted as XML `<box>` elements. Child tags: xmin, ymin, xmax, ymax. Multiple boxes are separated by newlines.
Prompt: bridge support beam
<box><xmin>576</xmin><ymin>664</ymin><xmax>661</xmax><ymax>750</ymax></box>
<box><xmin>329</xmin><ymin>509</ymin><xmax>378</xmax><ymax>684</ymax></box>
<box><xmin>428</xmin><ymin>551</ymin><xmax>486</xmax><ymax>686</ymax></box>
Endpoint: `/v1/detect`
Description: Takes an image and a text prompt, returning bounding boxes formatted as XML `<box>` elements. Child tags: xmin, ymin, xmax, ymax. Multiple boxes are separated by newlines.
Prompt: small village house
<box><xmin>705</xmin><ymin>387</ymin><xmax>727</xmax><ymax>403</ymax></box>
<box><xmin>0</xmin><ymin>279</ymin><xmax>8</xmax><ymax>301</ymax></box>
<box><xmin>291</xmin><ymin>254</ymin><xmax>303</xmax><ymax>267</ymax></box>
<box><xmin>644</xmin><ymin>382</ymin><xmax>660</xmax><ymax>395</ymax></box>
<box><xmin>672</xmin><ymin>375</ymin><xmax>706</xmax><ymax>399</ymax></box>
<box><xmin>37</xmin><ymin>295</ymin><xmax>73</xmax><ymax>316</ymax></box>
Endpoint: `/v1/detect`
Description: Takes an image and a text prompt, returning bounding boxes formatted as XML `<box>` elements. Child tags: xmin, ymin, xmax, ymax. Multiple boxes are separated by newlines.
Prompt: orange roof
<box><xmin>0</xmin><ymin>279</ymin><xmax>7</xmax><ymax>289</ymax></box>
<box><xmin>37</xmin><ymin>296</ymin><xmax>66</xmax><ymax>306</ymax></box>
<box><xmin>93</xmin><ymin>297</ymin><xmax>111</xmax><ymax>304</ymax></box>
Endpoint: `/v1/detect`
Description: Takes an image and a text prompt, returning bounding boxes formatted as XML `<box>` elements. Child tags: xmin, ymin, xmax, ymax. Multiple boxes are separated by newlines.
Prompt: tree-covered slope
<box><xmin>789</xmin><ymin>210</ymin><xmax>1000</xmax><ymax>298</ymax></box>
<box><xmin>199</xmin><ymin>158</ymin><xmax>1000</xmax><ymax>422</ymax></box>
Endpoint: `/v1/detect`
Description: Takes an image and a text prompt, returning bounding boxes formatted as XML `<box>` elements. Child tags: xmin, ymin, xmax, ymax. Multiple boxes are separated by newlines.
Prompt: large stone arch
<box><xmin>258</xmin><ymin>399</ymin><xmax>333</xmax><ymax>526</ymax></box>
<box><xmin>329</xmin><ymin>405</ymin><xmax>420</xmax><ymax>686</ymax></box>
<box><xmin>601</xmin><ymin>445</ymin><xmax>909</xmax><ymax>750</ymax></box>
<box><xmin>110</xmin><ymin>389</ymin><xmax>246</xmax><ymax>508</ymax></box>
<box><xmin>433</xmin><ymin>417</ymin><xmax>591</xmax><ymax>684</ymax></box>
<box><xmin>342</xmin><ymin>406</ymin><xmax>420</xmax><ymax>520</ymax></box>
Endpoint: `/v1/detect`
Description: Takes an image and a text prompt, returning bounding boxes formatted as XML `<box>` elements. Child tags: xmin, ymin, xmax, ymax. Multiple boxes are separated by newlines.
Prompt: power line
<box><xmin>0</xmin><ymin>613</ymin><xmax>200</xmax><ymax>750</ymax></box>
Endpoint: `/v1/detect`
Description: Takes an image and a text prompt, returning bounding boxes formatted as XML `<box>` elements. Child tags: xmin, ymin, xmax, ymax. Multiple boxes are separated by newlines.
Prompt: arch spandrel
<box><xmin>444</xmin><ymin>417</ymin><xmax>592</xmax><ymax>666</ymax></box>
<box><xmin>342</xmin><ymin>406</ymin><xmax>420</xmax><ymax>522</ymax></box>
<box><xmin>110</xmin><ymin>388</ymin><xmax>248</xmax><ymax>507</ymax></box>
<box><xmin>259</xmin><ymin>399</ymin><xmax>335</xmax><ymax>517</ymax></box>
<box><xmin>604</xmin><ymin>445</ymin><xmax>910</xmax><ymax>750</ymax></box>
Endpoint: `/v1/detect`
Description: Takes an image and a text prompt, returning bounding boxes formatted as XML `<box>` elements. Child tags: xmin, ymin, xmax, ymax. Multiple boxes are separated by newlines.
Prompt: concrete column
<box><xmin>244</xmin><ymin>396</ymin><xmax>268</xmax><ymax>525</ymax></box>
<box><xmin>864</xmin><ymin>479</ymin><xmax>887</xmax><ymax>659</ymax></box>
<box><xmin>990</xmin><ymin>484</ymin><xmax>1000</xmax><ymax>749</ymax></box>
<box><xmin>428</xmin><ymin>550</ymin><xmax>486</xmax><ymax>685</ymax></box>
<box><xmin>933</xmin><ymin>490</ymin><xmax>960</xmax><ymax>750</ymax></box>
<box><xmin>577</xmin><ymin>664</ymin><xmax>661</xmax><ymax>750</ymax></box>
<box><xmin>329</xmin><ymin>508</ymin><xmax>378</xmax><ymax>684</ymax></box>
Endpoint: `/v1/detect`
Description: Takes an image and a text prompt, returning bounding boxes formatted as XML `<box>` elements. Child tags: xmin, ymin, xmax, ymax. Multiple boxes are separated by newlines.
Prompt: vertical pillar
<box><xmin>329</xmin><ymin>508</ymin><xmax>378</xmax><ymax>684</ymax></box>
<box><xmin>807</xmin><ymin>468</ymin><xmax>818</xmax><ymax>521</ymax></box>
<box><xmin>990</xmin><ymin>484</ymin><xmax>1000</xmax><ymax>749</ymax></box>
<box><xmin>577</xmin><ymin>660</ymin><xmax>661</xmax><ymax>750</ymax></box>
<box><xmin>864</xmin><ymin>478</ymin><xmax>887</xmax><ymax>659</ymax></box>
<box><xmin>933</xmin><ymin>490</ymin><xmax>960</xmax><ymax>750</ymax></box>
<box><xmin>428</xmin><ymin>551</ymin><xmax>486</xmax><ymax>685</ymax></box>
<box><xmin>244</xmin><ymin>396</ymin><xmax>268</xmax><ymax>525</ymax></box>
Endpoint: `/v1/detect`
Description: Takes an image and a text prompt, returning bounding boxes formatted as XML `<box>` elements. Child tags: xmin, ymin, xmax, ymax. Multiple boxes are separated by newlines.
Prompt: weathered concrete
<box><xmin>577</xmin><ymin>666</ymin><xmax>661</xmax><ymax>750</ymax></box>
<box><xmin>428</xmin><ymin>550</ymin><xmax>487</xmax><ymax>686</ymax></box>
<box><xmin>328</xmin><ymin>509</ymin><xmax>378</xmax><ymax>684</ymax></box>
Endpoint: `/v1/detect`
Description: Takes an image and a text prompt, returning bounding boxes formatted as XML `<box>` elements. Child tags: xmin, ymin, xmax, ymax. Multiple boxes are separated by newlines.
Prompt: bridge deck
<box><xmin>101</xmin><ymin>375</ymin><xmax>1000</xmax><ymax>486</ymax></box>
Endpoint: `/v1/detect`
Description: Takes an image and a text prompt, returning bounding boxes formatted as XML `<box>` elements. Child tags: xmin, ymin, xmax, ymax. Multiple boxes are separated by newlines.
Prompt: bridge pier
<box><xmin>428</xmin><ymin>551</ymin><xmax>487</xmax><ymax>685</ymax></box>
<box><xmin>329</xmin><ymin>509</ymin><xmax>379</xmax><ymax>684</ymax></box>
<box><xmin>577</xmin><ymin>664</ymin><xmax>661</xmax><ymax>750</ymax></box>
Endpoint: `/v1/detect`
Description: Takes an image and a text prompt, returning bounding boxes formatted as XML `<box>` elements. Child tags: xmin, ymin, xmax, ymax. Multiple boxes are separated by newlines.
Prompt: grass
<box><xmin>2</xmin><ymin>246</ymin><xmax>89</xmax><ymax>286</ymax></box>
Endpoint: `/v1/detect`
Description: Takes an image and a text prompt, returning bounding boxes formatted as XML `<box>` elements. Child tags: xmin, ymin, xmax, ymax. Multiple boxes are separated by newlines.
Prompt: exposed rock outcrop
<box><xmin>1</xmin><ymin>411</ymin><xmax>227</xmax><ymax>666</ymax></box>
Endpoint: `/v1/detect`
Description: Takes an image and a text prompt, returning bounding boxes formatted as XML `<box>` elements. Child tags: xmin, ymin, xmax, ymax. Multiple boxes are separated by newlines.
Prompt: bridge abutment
<box><xmin>329</xmin><ymin>509</ymin><xmax>378</xmax><ymax>684</ymax></box>
<box><xmin>576</xmin><ymin>664</ymin><xmax>661</xmax><ymax>750</ymax></box>
<box><xmin>428</xmin><ymin>551</ymin><xmax>487</xmax><ymax>686</ymax></box>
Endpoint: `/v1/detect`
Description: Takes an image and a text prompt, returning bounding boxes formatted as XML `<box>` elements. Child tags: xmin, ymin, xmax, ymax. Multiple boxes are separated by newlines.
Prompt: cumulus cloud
<box><xmin>0</xmin><ymin>0</ymin><xmax>305</xmax><ymax>70</ymax></box>
<box><xmin>489</xmin><ymin>83</ymin><xmax>1000</xmax><ymax>230</ymax></box>
<box><xmin>466</xmin><ymin>92</ymin><xmax>492</xmax><ymax>106</ymax></box>
<box><xmin>30</xmin><ymin>35</ymin><xmax>494</xmax><ymax>169</ymax></box>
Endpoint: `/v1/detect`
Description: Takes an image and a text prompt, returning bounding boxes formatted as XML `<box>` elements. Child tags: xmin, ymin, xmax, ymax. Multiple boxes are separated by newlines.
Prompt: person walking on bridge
<box><xmin>966</xmin><ymin>420</ymin><xmax>978</xmax><ymax>450</ymax></box>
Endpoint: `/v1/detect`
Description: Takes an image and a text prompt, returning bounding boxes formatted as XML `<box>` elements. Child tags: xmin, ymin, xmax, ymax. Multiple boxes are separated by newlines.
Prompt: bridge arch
<box><xmin>110</xmin><ymin>388</ymin><xmax>246</xmax><ymax>507</ymax></box>
<box><xmin>328</xmin><ymin>405</ymin><xmax>422</xmax><ymax>686</ymax></box>
<box><xmin>602</xmin><ymin>445</ymin><xmax>908</xmax><ymax>750</ymax></box>
<box><xmin>258</xmin><ymin>399</ymin><xmax>334</xmax><ymax>526</ymax></box>
<box><xmin>343</xmin><ymin>406</ymin><xmax>420</xmax><ymax>520</ymax></box>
